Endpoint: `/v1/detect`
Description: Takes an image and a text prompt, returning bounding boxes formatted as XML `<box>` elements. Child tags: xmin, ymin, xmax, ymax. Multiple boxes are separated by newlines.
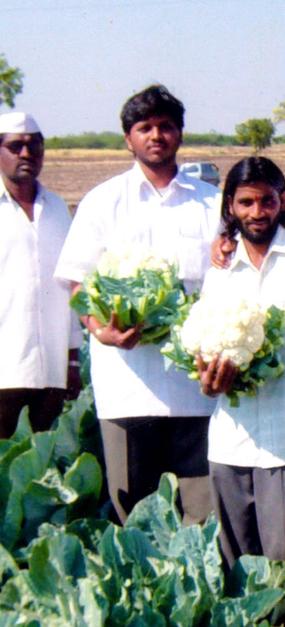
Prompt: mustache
<box><xmin>245</xmin><ymin>218</ymin><xmax>271</xmax><ymax>226</ymax></box>
<box><xmin>17</xmin><ymin>158</ymin><xmax>37</xmax><ymax>164</ymax></box>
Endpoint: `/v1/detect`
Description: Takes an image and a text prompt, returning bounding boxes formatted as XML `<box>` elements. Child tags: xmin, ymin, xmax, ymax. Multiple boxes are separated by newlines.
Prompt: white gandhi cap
<box><xmin>0</xmin><ymin>112</ymin><xmax>42</xmax><ymax>135</ymax></box>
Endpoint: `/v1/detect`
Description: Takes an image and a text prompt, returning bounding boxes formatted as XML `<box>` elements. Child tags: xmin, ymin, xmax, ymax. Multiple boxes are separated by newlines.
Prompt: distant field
<box><xmin>40</xmin><ymin>144</ymin><xmax>285</xmax><ymax>212</ymax></box>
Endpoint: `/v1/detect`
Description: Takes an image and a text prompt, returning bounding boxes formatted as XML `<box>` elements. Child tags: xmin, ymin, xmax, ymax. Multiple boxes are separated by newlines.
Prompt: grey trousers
<box><xmin>100</xmin><ymin>415</ymin><xmax>212</xmax><ymax>525</ymax></box>
<box><xmin>210</xmin><ymin>462</ymin><xmax>285</xmax><ymax>569</ymax></box>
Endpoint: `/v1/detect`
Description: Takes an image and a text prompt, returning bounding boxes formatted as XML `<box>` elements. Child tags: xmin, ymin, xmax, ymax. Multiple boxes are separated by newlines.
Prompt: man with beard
<box><xmin>198</xmin><ymin>156</ymin><xmax>285</xmax><ymax>568</ymax></box>
<box><xmin>0</xmin><ymin>112</ymin><xmax>82</xmax><ymax>436</ymax></box>
<box><xmin>55</xmin><ymin>84</ymin><xmax>221</xmax><ymax>524</ymax></box>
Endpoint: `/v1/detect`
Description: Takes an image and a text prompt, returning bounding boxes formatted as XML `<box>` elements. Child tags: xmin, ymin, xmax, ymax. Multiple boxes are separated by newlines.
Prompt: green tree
<box><xmin>273</xmin><ymin>100</ymin><xmax>285</xmax><ymax>124</ymax></box>
<box><xmin>235</xmin><ymin>118</ymin><xmax>275</xmax><ymax>152</ymax></box>
<box><xmin>0</xmin><ymin>54</ymin><xmax>24</xmax><ymax>107</ymax></box>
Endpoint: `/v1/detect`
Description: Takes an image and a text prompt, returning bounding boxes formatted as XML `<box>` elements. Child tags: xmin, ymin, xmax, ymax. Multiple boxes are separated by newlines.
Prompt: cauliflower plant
<box><xmin>97</xmin><ymin>248</ymin><xmax>176</xmax><ymax>279</ymax></box>
<box><xmin>70</xmin><ymin>248</ymin><xmax>186</xmax><ymax>345</ymax></box>
<box><xmin>162</xmin><ymin>295</ymin><xmax>285</xmax><ymax>407</ymax></box>
<box><xmin>179</xmin><ymin>296</ymin><xmax>266</xmax><ymax>368</ymax></box>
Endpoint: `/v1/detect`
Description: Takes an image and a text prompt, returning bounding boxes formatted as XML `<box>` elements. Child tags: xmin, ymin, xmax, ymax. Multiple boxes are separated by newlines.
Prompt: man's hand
<box><xmin>197</xmin><ymin>355</ymin><xmax>238</xmax><ymax>396</ymax></box>
<box><xmin>87</xmin><ymin>312</ymin><xmax>142</xmax><ymax>349</ymax></box>
<box><xmin>71</xmin><ymin>282</ymin><xmax>142</xmax><ymax>349</ymax></box>
<box><xmin>211</xmin><ymin>235</ymin><xmax>237</xmax><ymax>269</ymax></box>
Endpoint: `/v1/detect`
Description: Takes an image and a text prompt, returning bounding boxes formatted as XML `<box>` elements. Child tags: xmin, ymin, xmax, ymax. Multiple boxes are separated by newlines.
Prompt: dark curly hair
<box><xmin>120</xmin><ymin>84</ymin><xmax>185</xmax><ymax>134</ymax></box>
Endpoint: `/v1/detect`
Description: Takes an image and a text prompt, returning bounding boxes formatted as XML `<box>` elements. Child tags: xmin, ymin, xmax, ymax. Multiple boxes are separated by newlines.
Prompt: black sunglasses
<box><xmin>2</xmin><ymin>140</ymin><xmax>44</xmax><ymax>156</ymax></box>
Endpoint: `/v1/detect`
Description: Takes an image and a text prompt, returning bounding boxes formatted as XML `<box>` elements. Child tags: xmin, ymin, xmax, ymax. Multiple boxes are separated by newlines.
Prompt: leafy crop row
<box><xmin>0</xmin><ymin>358</ymin><xmax>284</xmax><ymax>624</ymax></box>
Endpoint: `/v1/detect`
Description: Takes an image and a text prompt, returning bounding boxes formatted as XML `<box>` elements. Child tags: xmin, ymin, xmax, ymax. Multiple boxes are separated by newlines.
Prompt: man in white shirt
<box><xmin>55</xmin><ymin>84</ymin><xmax>221</xmax><ymax>524</ymax></box>
<box><xmin>198</xmin><ymin>156</ymin><xmax>285</xmax><ymax>568</ymax></box>
<box><xmin>0</xmin><ymin>111</ymin><xmax>82</xmax><ymax>437</ymax></box>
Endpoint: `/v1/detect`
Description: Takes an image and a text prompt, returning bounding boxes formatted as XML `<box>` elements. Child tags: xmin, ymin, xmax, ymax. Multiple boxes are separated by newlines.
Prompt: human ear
<box><xmin>124</xmin><ymin>134</ymin><xmax>134</xmax><ymax>153</ymax></box>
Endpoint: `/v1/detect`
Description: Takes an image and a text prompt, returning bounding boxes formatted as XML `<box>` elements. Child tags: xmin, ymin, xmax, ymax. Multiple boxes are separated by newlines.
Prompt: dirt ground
<box><xmin>40</xmin><ymin>144</ymin><xmax>285</xmax><ymax>213</ymax></box>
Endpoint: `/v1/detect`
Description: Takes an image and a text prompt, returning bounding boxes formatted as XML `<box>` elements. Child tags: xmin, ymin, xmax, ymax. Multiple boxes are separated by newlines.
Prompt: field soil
<box><xmin>40</xmin><ymin>144</ymin><xmax>285</xmax><ymax>213</ymax></box>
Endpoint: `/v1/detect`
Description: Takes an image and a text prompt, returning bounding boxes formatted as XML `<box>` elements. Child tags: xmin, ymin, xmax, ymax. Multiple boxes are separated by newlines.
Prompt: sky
<box><xmin>1</xmin><ymin>0</ymin><xmax>285</xmax><ymax>138</ymax></box>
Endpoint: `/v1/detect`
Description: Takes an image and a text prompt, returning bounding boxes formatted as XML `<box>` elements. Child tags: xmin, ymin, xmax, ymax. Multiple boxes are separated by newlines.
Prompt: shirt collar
<box><xmin>0</xmin><ymin>177</ymin><xmax>45</xmax><ymax>203</ymax></box>
<box><xmin>131</xmin><ymin>161</ymin><xmax>197</xmax><ymax>195</ymax></box>
<box><xmin>0</xmin><ymin>178</ymin><xmax>8</xmax><ymax>200</ymax></box>
<box><xmin>230</xmin><ymin>225</ymin><xmax>285</xmax><ymax>269</ymax></box>
<box><xmin>175</xmin><ymin>167</ymin><xmax>199</xmax><ymax>190</ymax></box>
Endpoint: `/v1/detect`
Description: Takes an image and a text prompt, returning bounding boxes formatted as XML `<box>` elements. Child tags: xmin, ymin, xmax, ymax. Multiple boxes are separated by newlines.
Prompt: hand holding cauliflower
<box><xmin>162</xmin><ymin>294</ymin><xmax>285</xmax><ymax>406</ymax></box>
<box><xmin>179</xmin><ymin>296</ymin><xmax>266</xmax><ymax>368</ymax></box>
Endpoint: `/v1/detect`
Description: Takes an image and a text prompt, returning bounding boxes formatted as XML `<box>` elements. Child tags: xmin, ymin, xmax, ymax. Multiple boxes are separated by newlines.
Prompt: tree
<box><xmin>0</xmin><ymin>54</ymin><xmax>24</xmax><ymax>108</ymax></box>
<box><xmin>273</xmin><ymin>101</ymin><xmax>285</xmax><ymax>124</ymax></box>
<box><xmin>235</xmin><ymin>118</ymin><xmax>275</xmax><ymax>152</ymax></box>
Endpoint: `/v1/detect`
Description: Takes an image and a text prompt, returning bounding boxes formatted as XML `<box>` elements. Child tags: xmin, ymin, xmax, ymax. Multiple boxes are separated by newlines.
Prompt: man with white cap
<box><xmin>0</xmin><ymin>111</ymin><xmax>82</xmax><ymax>437</ymax></box>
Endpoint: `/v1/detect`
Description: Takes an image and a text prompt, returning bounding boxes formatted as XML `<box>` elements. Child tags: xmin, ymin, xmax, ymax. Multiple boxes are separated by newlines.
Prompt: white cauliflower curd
<box><xmin>179</xmin><ymin>295</ymin><xmax>266</xmax><ymax>368</ymax></box>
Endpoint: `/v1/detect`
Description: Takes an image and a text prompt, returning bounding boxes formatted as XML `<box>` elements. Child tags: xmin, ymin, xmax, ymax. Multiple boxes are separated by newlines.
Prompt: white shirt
<box><xmin>204</xmin><ymin>226</ymin><xmax>285</xmax><ymax>468</ymax></box>
<box><xmin>55</xmin><ymin>163</ymin><xmax>221</xmax><ymax>418</ymax></box>
<box><xmin>0</xmin><ymin>179</ymin><xmax>82</xmax><ymax>389</ymax></box>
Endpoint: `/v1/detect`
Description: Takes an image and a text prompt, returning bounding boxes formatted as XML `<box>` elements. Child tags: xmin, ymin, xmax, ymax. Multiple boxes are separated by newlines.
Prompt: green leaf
<box><xmin>27</xmin><ymin>538</ymin><xmax>60</xmax><ymax>597</ymax></box>
<box><xmin>127</xmin><ymin>604</ymin><xmax>167</xmax><ymax>626</ymax></box>
<box><xmin>169</xmin><ymin>515</ymin><xmax>223</xmax><ymax>599</ymax></box>
<box><xmin>0</xmin><ymin>439</ymin><xmax>32</xmax><ymax>516</ymax></box>
<box><xmin>1</xmin><ymin>433</ymin><xmax>56</xmax><ymax>549</ymax></box>
<box><xmin>10</xmin><ymin>407</ymin><xmax>33</xmax><ymax>443</ymax></box>
<box><xmin>28</xmin><ymin>531</ymin><xmax>87</xmax><ymax>595</ymax></box>
<box><xmin>212</xmin><ymin>588</ymin><xmax>284</xmax><ymax>625</ymax></box>
<box><xmin>0</xmin><ymin>53</ymin><xmax>24</xmax><ymax>108</ymax></box>
<box><xmin>0</xmin><ymin>544</ymin><xmax>19</xmax><ymax>582</ymax></box>
<box><xmin>53</xmin><ymin>386</ymin><xmax>95</xmax><ymax>468</ymax></box>
<box><xmin>21</xmin><ymin>468</ymin><xmax>77</xmax><ymax>542</ymax></box>
<box><xmin>117</xmin><ymin>527</ymin><xmax>162</xmax><ymax>574</ymax></box>
<box><xmin>66</xmin><ymin>517</ymin><xmax>110</xmax><ymax>552</ymax></box>
<box><xmin>70</xmin><ymin>289</ymin><xmax>91</xmax><ymax>316</ymax></box>
<box><xmin>9</xmin><ymin>432</ymin><xmax>56</xmax><ymax>490</ymax></box>
<box><xmin>126</xmin><ymin>473</ymin><xmax>182</xmax><ymax>554</ymax></box>
<box><xmin>64</xmin><ymin>452</ymin><xmax>102</xmax><ymax>500</ymax></box>
<box><xmin>70</xmin><ymin>264</ymin><xmax>186</xmax><ymax>345</ymax></box>
<box><xmin>79</xmin><ymin>578</ymin><xmax>107</xmax><ymax>626</ymax></box>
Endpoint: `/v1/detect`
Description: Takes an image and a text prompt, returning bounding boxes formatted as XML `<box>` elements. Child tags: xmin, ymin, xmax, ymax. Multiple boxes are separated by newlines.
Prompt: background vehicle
<box><xmin>180</xmin><ymin>161</ymin><xmax>220</xmax><ymax>186</ymax></box>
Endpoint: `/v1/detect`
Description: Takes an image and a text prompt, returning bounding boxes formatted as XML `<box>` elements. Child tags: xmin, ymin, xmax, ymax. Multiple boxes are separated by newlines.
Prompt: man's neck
<box><xmin>3</xmin><ymin>177</ymin><xmax>37</xmax><ymax>220</ymax></box>
<box><xmin>137</xmin><ymin>160</ymin><xmax>177</xmax><ymax>189</ymax></box>
<box><xmin>242</xmin><ymin>238</ymin><xmax>271</xmax><ymax>270</ymax></box>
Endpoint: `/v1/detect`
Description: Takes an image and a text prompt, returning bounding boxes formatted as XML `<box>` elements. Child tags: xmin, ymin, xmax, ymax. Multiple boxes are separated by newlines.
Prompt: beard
<box><xmin>235</xmin><ymin>215</ymin><xmax>280</xmax><ymax>245</ymax></box>
<box><xmin>138</xmin><ymin>152</ymin><xmax>177</xmax><ymax>170</ymax></box>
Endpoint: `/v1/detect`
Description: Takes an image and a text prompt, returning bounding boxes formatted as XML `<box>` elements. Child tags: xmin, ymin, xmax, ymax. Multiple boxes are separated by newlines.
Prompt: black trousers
<box><xmin>210</xmin><ymin>462</ymin><xmax>285</xmax><ymax>569</ymax></box>
<box><xmin>0</xmin><ymin>388</ymin><xmax>66</xmax><ymax>438</ymax></box>
<box><xmin>100</xmin><ymin>415</ymin><xmax>212</xmax><ymax>525</ymax></box>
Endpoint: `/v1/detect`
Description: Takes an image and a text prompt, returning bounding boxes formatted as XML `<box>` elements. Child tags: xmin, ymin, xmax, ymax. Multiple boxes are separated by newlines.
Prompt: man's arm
<box><xmin>71</xmin><ymin>282</ymin><xmax>142</xmax><ymax>350</ymax></box>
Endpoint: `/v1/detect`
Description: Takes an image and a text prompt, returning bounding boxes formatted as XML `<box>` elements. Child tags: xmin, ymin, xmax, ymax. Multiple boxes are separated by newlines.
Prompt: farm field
<box><xmin>40</xmin><ymin>144</ymin><xmax>285</xmax><ymax>213</ymax></box>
